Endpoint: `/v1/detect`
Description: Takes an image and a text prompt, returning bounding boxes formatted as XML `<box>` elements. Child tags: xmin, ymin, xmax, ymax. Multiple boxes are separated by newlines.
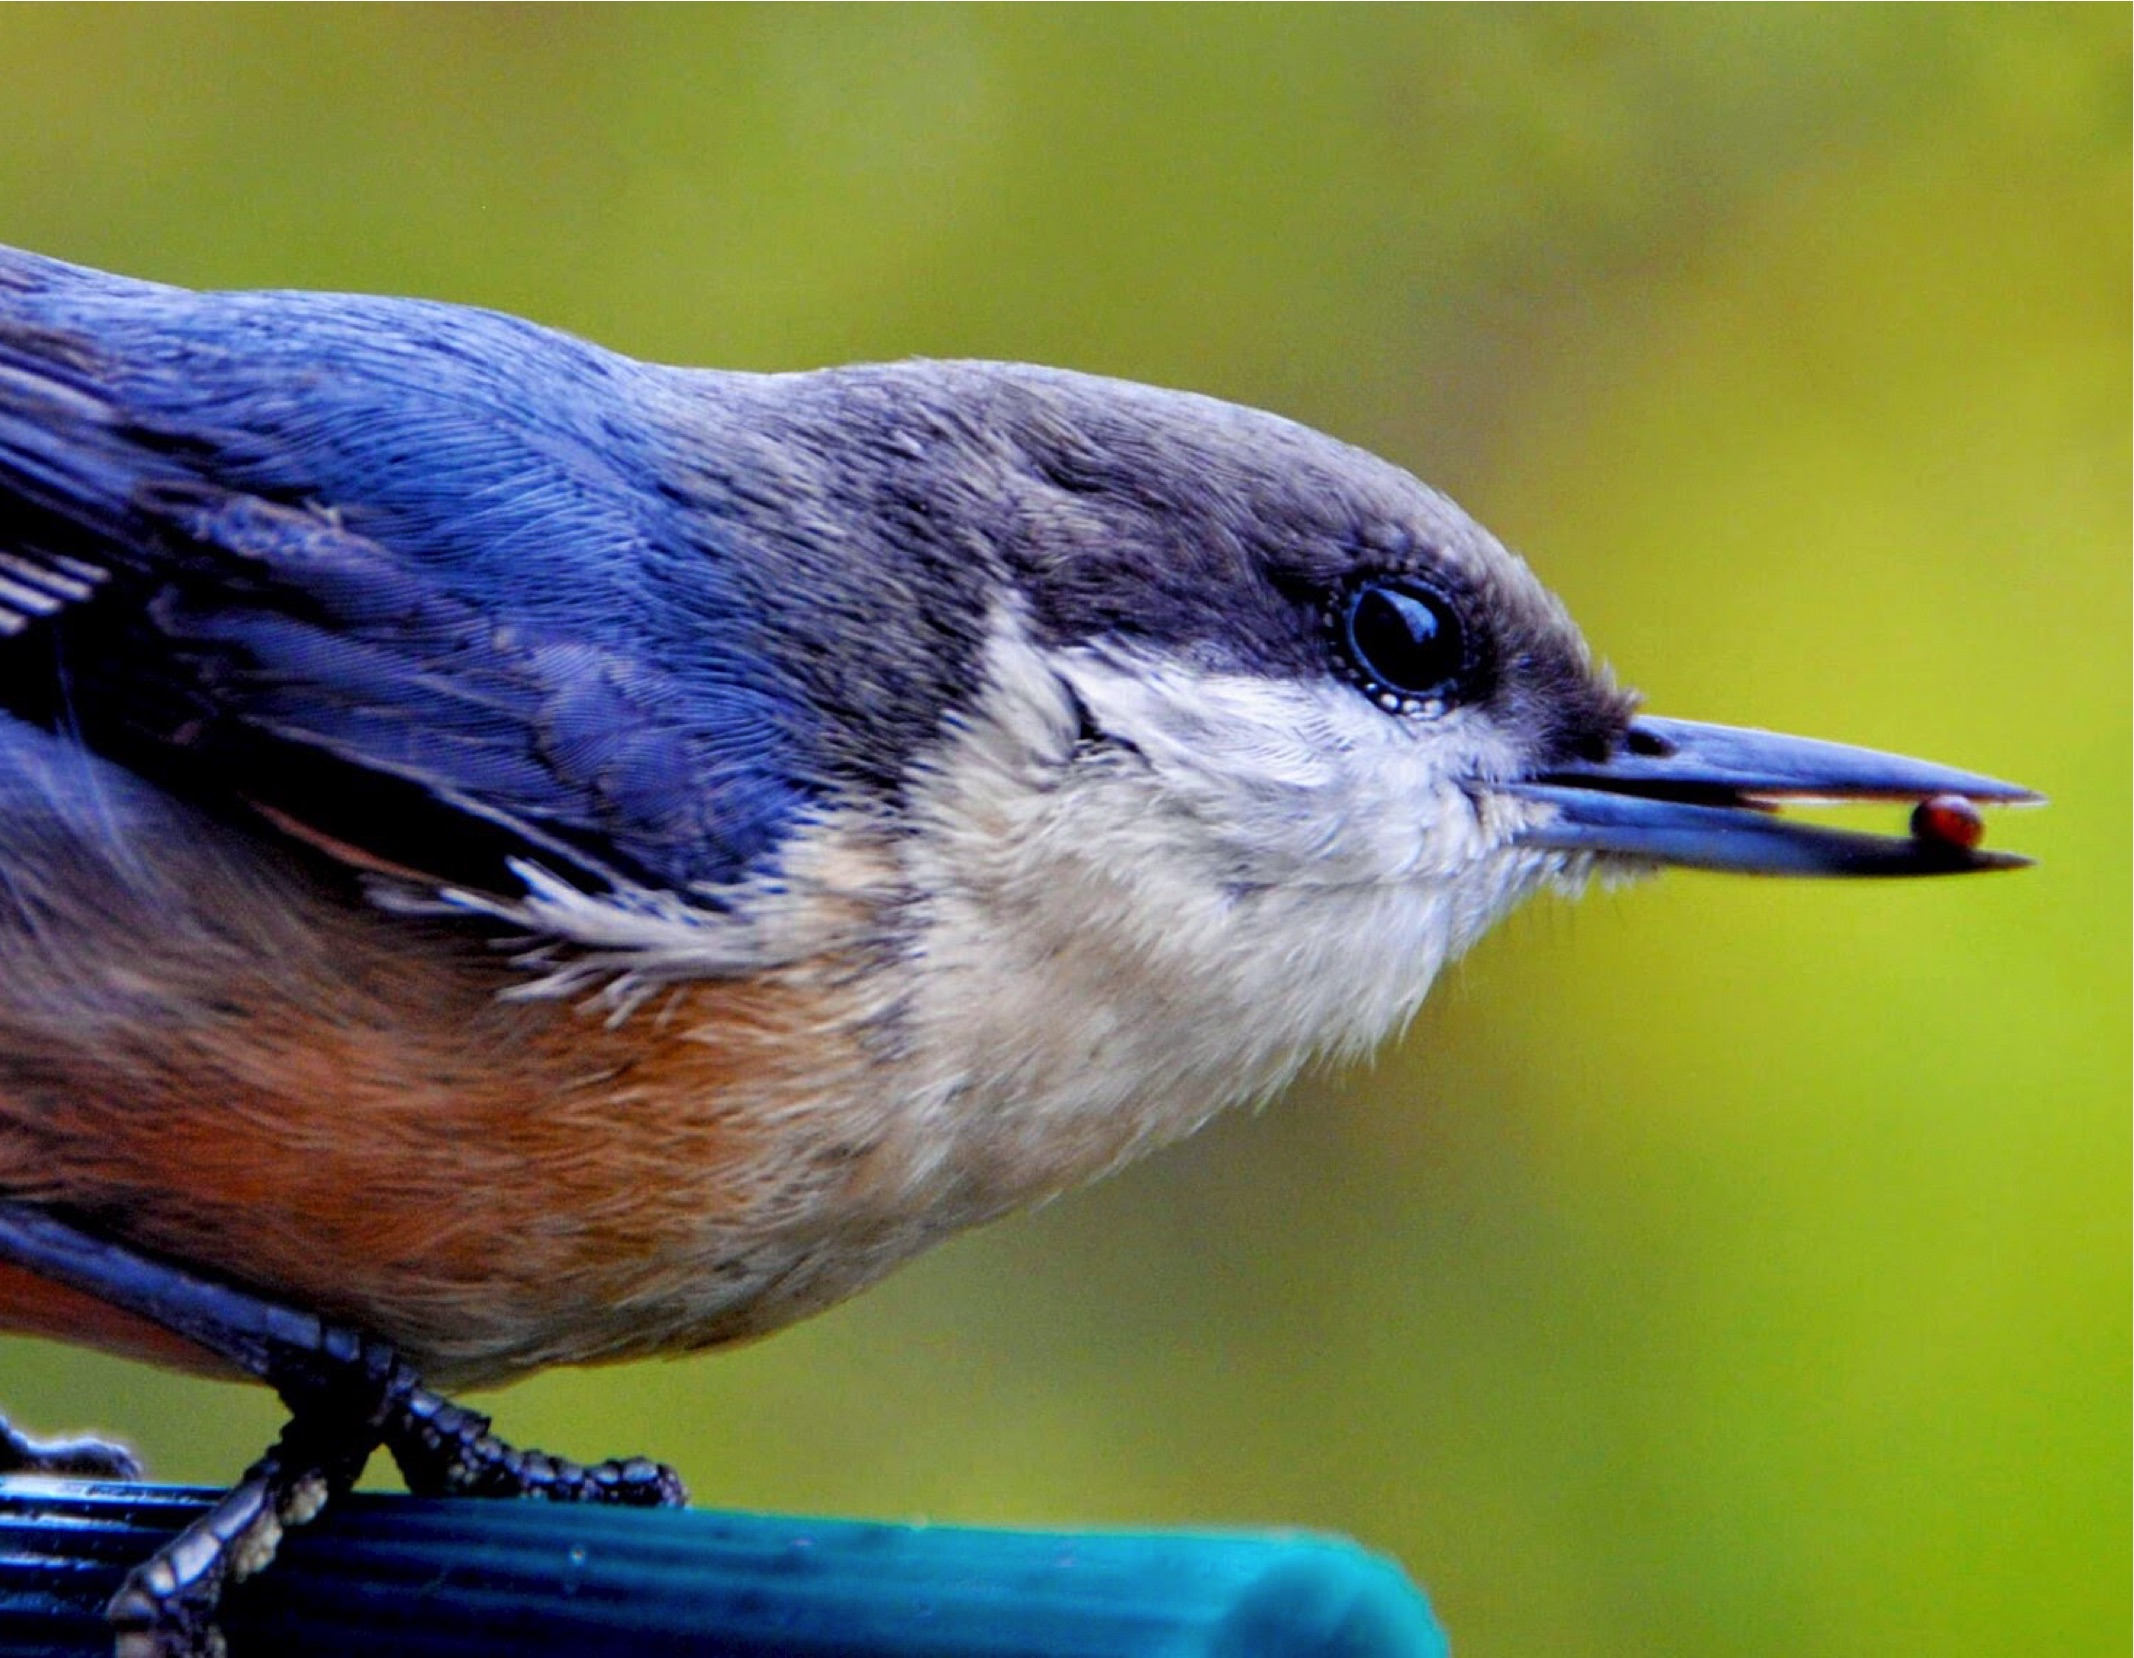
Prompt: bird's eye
<box><xmin>1336</xmin><ymin>579</ymin><xmax>1472</xmax><ymax>715</ymax></box>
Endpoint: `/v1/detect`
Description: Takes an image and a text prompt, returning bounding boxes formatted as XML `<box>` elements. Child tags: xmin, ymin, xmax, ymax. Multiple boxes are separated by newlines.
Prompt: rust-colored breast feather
<box><xmin>0</xmin><ymin>894</ymin><xmax>898</xmax><ymax>1390</ymax></box>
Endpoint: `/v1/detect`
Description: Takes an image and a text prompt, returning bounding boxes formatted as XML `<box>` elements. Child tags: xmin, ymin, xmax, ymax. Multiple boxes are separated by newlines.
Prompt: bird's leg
<box><xmin>0</xmin><ymin>1201</ymin><xmax>686</xmax><ymax>1655</ymax></box>
<box><xmin>0</xmin><ymin>1412</ymin><xmax>143</xmax><ymax>1480</ymax></box>
<box><xmin>102</xmin><ymin>1325</ymin><xmax>681</xmax><ymax>1658</ymax></box>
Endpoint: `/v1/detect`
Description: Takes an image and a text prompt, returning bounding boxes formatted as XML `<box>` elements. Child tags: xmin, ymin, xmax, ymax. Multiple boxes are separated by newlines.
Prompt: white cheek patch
<box><xmin>1053</xmin><ymin>643</ymin><xmax>1536</xmax><ymax>888</ymax></box>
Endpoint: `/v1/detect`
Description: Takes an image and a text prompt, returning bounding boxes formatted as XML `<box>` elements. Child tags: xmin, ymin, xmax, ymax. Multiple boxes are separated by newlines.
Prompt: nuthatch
<box><xmin>0</xmin><ymin>245</ymin><xmax>2036</xmax><ymax>1655</ymax></box>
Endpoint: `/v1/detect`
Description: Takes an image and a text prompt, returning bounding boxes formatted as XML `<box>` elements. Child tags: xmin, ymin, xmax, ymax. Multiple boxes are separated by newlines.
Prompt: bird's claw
<box><xmin>0</xmin><ymin>1413</ymin><xmax>144</xmax><ymax>1481</ymax></box>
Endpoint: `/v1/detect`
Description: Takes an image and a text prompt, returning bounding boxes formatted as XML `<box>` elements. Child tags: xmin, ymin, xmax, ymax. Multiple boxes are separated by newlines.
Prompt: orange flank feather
<box><xmin>0</xmin><ymin>887</ymin><xmax>909</xmax><ymax>1392</ymax></box>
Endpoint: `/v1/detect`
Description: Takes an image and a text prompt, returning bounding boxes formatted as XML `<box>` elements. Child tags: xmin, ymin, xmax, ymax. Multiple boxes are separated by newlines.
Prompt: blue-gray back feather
<box><xmin>0</xmin><ymin>247</ymin><xmax>874</xmax><ymax>895</ymax></box>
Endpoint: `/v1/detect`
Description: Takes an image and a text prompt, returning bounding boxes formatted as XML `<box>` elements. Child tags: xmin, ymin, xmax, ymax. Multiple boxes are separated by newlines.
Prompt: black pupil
<box><xmin>1345</xmin><ymin>583</ymin><xmax>1464</xmax><ymax>700</ymax></box>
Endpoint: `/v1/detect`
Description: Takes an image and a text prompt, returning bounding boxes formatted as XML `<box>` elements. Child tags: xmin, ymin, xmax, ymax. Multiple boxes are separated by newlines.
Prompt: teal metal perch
<box><xmin>0</xmin><ymin>1481</ymin><xmax>1446</xmax><ymax>1657</ymax></box>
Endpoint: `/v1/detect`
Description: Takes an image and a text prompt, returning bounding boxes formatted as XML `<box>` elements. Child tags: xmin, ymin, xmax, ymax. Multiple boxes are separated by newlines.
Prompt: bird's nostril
<box><xmin>1625</xmin><ymin>725</ymin><xmax>1674</xmax><ymax>758</ymax></box>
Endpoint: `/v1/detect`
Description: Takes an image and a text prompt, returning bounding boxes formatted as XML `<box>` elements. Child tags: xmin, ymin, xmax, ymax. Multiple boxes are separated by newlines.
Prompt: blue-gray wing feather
<box><xmin>0</xmin><ymin>245</ymin><xmax>807</xmax><ymax>895</ymax></box>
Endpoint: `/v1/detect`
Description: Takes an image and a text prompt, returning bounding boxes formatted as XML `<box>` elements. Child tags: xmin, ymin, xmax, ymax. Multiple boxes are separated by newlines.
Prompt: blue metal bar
<box><xmin>0</xmin><ymin>1480</ymin><xmax>1446</xmax><ymax>1657</ymax></box>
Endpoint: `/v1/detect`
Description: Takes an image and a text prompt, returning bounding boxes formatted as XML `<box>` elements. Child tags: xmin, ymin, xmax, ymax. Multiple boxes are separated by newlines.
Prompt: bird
<box><xmin>0</xmin><ymin>243</ymin><xmax>2035</xmax><ymax>1656</ymax></box>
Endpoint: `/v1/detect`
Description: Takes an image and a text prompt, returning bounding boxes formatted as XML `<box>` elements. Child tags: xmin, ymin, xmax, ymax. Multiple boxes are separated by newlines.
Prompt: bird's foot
<box><xmin>272</xmin><ymin>1319</ymin><xmax>686</xmax><ymax>1506</ymax></box>
<box><xmin>0</xmin><ymin>1203</ymin><xmax>683</xmax><ymax>1655</ymax></box>
<box><xmin>92</xmin><ymin>1340</ymin><xmax>682</xmax><ymax>1656</ymax></box>
<box><xmin>0</xmin><ymin>1412</ymin><xmax>144</xmax><ymax>1480</ymax></box>
<box><xmin>387</xmin><ymin>1386</ymin><xmax>686</xmax><ymax>1506</ymax></box>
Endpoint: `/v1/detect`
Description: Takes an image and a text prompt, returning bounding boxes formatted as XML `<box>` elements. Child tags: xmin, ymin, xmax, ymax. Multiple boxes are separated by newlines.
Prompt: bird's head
<box><xmin>711</xmin><ymin>363</ymin><xmax>2037</xmax><ymax>1171</ymax></box>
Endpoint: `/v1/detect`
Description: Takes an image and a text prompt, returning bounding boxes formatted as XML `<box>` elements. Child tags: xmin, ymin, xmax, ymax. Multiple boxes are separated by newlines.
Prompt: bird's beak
<box><xmin>1506</xmin><ymin>716</ymin><xmax>2042</xmax><ymax>876</ymax></box>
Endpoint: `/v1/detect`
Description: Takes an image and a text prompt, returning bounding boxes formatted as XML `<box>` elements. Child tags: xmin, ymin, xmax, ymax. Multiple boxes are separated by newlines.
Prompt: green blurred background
<box><xmin>0</xmin><ymin>8</ymin><xmax>2124</xmax><ymax>1654</ymax></box>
